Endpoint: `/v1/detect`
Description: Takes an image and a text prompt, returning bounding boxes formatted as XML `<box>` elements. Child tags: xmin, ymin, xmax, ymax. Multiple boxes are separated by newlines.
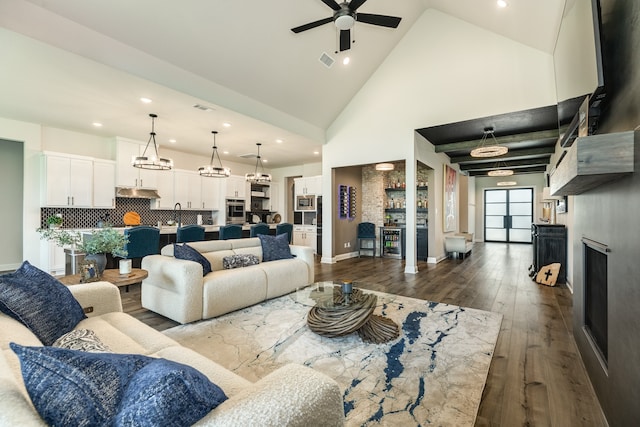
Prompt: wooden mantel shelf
<box><xmin>550</xmin><ymin>131</ymin><xmax>635</xmax><ymax>196</ymax></box>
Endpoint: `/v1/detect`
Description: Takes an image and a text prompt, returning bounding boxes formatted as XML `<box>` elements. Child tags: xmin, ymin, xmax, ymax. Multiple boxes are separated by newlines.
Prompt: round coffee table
<box><xmin>58</xmin><ymin>268</ymin><xmax>148</xmax><ymax>289</ymax></box>
<box><xmin>291</xmin><ymin>282</ymin><xmax>399</xmax><ymax>344</ymax></box>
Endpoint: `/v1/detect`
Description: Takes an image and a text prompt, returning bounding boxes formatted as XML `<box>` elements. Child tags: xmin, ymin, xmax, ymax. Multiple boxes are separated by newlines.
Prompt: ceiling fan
<box><xmin>291</xmin><ymin>0</ymin><xmax>402</xmax><ymax>52</ymax></box>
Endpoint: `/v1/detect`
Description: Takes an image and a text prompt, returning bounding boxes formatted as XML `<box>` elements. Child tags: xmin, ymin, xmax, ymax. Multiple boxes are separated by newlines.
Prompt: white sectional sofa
<box><xmin>0</xmin><ymin>282</ymin><xmax>344</xmax><ymax>426</ymax></box>
<box><xmin>141</xmin><ymin>238</ymin><xmax>315</xmax><ymax>324</ymax></box>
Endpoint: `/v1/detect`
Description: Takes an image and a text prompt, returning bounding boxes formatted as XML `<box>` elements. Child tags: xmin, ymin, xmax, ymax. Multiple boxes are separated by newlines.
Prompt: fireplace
<box><xmin>582</xmin><ymin>237</ymin><xmax>609</xmax><ymax>366</ymax></box>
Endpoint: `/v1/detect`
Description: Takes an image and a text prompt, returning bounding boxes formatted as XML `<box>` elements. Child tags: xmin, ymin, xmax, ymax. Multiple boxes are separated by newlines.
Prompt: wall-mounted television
<box><xmin>553</xmin><ymin>0</ymin><xmax>605</xmax><ymax>147</ymax></box>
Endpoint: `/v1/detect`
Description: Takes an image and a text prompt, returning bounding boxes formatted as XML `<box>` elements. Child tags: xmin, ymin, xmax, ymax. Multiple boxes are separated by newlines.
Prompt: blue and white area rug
<box><xmin>164</xmin><ymin>291</ymin><xmax>502</xmax><ymax>426</ymax></box>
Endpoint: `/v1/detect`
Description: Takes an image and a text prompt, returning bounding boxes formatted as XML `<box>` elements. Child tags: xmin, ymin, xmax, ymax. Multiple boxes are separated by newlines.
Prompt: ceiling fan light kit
<box><xmin>245</xmin><ymin>143</ymin><xmax>272</xmax><ymax>183</ymax></box>
<box><xmin>132</xmin><ymin>113</ymin><xmax>173</xmax><ymax>170</ymax></box>
<box><xmin>470</xmin><ymin>127</ymin><xmax>509</xmax><ymax>158</ymax></box>
<box><xmin>291</xmin><ymin>0</ymin><xmax>401</xmax><ymax>52</ymax></box>
<box><xmin>199</xmin><ymin>131</ymin><xmax>230</xmax><ymax>178</ymax></box>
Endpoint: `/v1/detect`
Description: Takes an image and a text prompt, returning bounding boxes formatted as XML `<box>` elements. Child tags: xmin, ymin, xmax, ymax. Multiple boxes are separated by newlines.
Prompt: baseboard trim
<box><xmin>0</xmin><ymin>262</ymin><xmax>21</xmax><ymax>272</ymax></box>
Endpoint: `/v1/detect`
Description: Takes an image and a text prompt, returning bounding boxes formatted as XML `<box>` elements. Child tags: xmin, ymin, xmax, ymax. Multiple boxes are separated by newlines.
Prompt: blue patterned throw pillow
<box><xmin>115</xmin><ymin>358</ymin><xmax>228</xmax><ymax>426</ymax></box>
<box><xmin>0</xmin><ymin>261</ymin><xmax>86</xmax><ymax>345</ymax></box>
<box><xmin>258</xmin><ymin>233</ymin><xmax>294</xmax><ymax>262</ymax></box>
<box><xmin>222</xmin><ymin>254</ymin><xmax>260</xmax><ymax>269</ymax></box>
<box><xmin>11</xmin><ymin>344</ymin><xmax>228</xmax><ymax>427</ymax></box>
<box><xmin>173</xmin><ymin>243</ymin><xmax>212</xmax><ymax>275</ymax></box>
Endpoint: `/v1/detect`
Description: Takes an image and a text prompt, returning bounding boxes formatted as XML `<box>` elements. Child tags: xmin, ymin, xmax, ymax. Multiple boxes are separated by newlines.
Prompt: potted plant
<box><xmin>81</xmin><ymin>228</ymin><xmax>128</xmax><ymax>274</ymax></box>
<box><xmin>46</xmin><ymin>215</ymin><xmax>63</xmax><ymax>229</ymax></box>
<box><xmin>37</xmin><ymin>227</ymin><xmax>82</xmax><ymax>248</ymax></box>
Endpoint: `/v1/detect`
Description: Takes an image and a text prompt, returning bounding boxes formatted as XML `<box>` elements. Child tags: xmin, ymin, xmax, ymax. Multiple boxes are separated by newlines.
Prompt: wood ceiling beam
<box><xmin>450</xmin><ymin>146</ymin><xmax>556</xmax><ymax>164</ymax></box>
<box><xmin>459</xmin><ymin>158</ymin><xmax>551</xmax><ymax>171</ymax></box>
<box><xmin>433</xmin><ymin>129</ymin><xmax>560</xmax><ymax>153</ymax></box>
<box><xmin>468</xmin><ymin>165</ymin><xmax>547</xmax><ymax>176</ymax></box>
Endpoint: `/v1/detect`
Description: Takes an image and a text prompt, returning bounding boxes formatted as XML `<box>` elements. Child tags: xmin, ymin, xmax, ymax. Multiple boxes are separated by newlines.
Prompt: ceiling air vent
<box><xmin>319</xmin><ymin>52</ymin><xmax>334</xmax><ymax>68</ymax></box>
<box><xmin>193</xmin><ymin>104</ymin><xmax>215</xmax><ymax>112</ymax></box>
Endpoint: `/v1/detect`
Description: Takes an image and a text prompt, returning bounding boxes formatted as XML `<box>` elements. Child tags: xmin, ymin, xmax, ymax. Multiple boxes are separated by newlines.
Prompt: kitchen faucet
<box><xmin>173</xmin><ymin>202</ymin><xmax>182</xmax><ymax>228</ymax></box>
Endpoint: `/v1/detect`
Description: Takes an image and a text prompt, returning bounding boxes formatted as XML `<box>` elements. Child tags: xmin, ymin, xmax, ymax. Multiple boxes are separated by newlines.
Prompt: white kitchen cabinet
<box><xmin>42</xmin><ymin>153</ymin><xmax>93</xmax><ymax>207</ymax></box>
<box><xmin>293</xmin><ymin>225</ymin><xmax>317</xmax><ymax>252</ymax></box>
<box><xmin>42</xmin><ymin>241</ymin><xmax>65</xmax><ymax>276</ymax></box>
<box><xmin>174</xmin><ymin>170</ymin><xmax>202</xmax><ymax>210</ymax></box>
<box><xmin>201</xmin><ymin>176</ymin><xmax>221</xmax><ymax>210</ymax></box>
<box><xmin>294</xmin><ymin>175</ymin><xmax>322</xmax><ymax>196</ymax></box>
<box><xmin>92</xmin><ymin>160</ymin><xmax>116</xmax><ymax>208</ymax></box>
<box><xmin>153</xmin><ymin>169</ymin><xmax>175</xmax><ymax>209</ymax></box>
<box><xmin>224</xmin><ymin>175</ymin><xmax>247</xmax><ymax>199</ymax></box>
<box><xmin>115</xmin><ymin>138</ymin><xmax>158</xmax><ymax>189</ymax></box>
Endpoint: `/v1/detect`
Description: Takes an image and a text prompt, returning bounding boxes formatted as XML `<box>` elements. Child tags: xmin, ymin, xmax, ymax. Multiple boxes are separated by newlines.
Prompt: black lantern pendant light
<box><xmin>199</xmin><ymin>131</ymin><xmax>230</xmax><ymax>178</ymax></box>
<box><xmin>132</xmin><ymin>113</ymin><xmax>173</xmax><ymax>170</ymax></box>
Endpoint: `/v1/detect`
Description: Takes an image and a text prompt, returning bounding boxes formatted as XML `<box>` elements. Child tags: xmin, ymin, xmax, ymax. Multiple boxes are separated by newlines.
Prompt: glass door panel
<box><xmin>484</xmin><ymin>188</ymin><xmax>533</xmax><ymax>243</ymax></box>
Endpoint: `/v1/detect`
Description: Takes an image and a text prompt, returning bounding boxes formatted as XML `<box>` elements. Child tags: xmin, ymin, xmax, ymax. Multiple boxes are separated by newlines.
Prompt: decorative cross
<box><xmin>544</xmin><ymin>269</ymin><xmax>553</xmax><ymax>281</ymax></box>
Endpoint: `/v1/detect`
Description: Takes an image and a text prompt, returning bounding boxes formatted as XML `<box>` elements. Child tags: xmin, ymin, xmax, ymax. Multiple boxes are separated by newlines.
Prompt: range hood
<box><xmin>115</xmin><ymin>187</ymin><xmax>161</xmax><ymax>199</ymax></box>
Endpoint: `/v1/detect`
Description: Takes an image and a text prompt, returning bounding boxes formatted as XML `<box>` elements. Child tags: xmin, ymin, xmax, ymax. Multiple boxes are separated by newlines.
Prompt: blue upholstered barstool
<box><xmin>356</xmin><ymin>222</ymin><xmax>376</xmax><ymax>258</ymax></box>
<box><xmin>276</xmin><ymin>223</ymin><xmax>293</xmax><ymax>244</ymax></box>
<box><xmin>250</xmin><ymin>223</ymin><xmax>270</xmax><ymax>237</ymax></box>
<box><xmin>176</xmin><ymin>225</ymin><xmax>205</xmax><ymax>243</ymax></box>
<box><xmin>123</xmin><ymin>226</ymin><xmax>160</xmax><ymax>290</ymax></box>
<box><xmin>219</xmin><ymin>224</ymin><xmax>243</xmax><ymax>240</ymax></box>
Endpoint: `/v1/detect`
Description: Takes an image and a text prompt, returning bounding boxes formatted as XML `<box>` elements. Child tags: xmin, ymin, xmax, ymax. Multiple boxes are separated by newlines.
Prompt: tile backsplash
<box><xmin>41</xmin><ymin>198</ymin><xmax>218</xmax><ymax>229</ymax></box>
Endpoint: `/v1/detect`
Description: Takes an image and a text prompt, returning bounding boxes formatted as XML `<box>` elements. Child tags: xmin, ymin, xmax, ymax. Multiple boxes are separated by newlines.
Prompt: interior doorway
<box><xmin>0</xmin><ymin>139</ymin><xmax>24</xmax><ymax>270</ymax></box>
<box><xmin>484</xmin><ymin>188</ymin><xmax>533</xmax><ymax>243</ymax></box>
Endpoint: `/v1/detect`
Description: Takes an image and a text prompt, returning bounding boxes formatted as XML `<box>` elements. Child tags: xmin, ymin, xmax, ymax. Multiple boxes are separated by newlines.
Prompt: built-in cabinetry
<box><xmin>384</xmin><ymin>186</ymin><xmax>428</xmax><ymax>224</ymax></box>
<box><xmin>174</xmin><ymin>170</ymin><xmax>202</xmax><ymax>209</ymax></box>
<box><xmin>417</xmin><ymin>227</ymin><xmax>428</xmax><ymax>261</ymax></box>
<box><xmin>41</xmin><ymin>241</ymin><xmax>65</xmax><ymax>276</ymax></box>
<box><xmin>248</xmin><ymin>183</ymin><xmax>272</xmax><ymax>222</ymax></box>
<box><xmin>152</xmin><ymin>169</ymin><xmax>221</xmax><ymax>211</ymax></box>
<box><xmin>92</xmin><ymin>160</ymin><xmax>116</xmax><ymax>208</ymax></box>
<box><xmin>531</xmin><ymin>224</ymin><xmax>567</xmax><ymax>283</ymax></box>
<box><xmin>293</xmin><ymin>225</ymin><xmax>316</xmax><ymax>252</ymax></box>
<box><xmin>225</xmin><ymin>175</ymin><xmax>247</xmax><ymax>199</ymax></box>
<box><xmin>294</xmin><ymin>176</ymin><xmax>322</xmax><ymax>196</ymax></box>
<box><xmin>41</xmin><ymin>152</ymin><xmax>115</xmax><ymax>208</ymax></box>
<box><xmin>115</xmin><ymin>138</ymin><xmax>158</xmax><ymax>189</ymax></box>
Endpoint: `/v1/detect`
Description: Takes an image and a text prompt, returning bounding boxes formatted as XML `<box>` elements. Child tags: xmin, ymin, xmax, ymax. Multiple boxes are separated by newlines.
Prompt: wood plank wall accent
<box><xmin>550</xmin><ymin>131</ymin><xmax>634</xmax><ymax>196</ymax></box>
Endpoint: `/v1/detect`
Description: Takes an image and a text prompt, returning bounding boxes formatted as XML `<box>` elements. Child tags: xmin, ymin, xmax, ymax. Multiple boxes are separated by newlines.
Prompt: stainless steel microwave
<box><xmin>296</xmin><ymin>195</ymin><xmax>316</xmax><ymax>211</ymax></box>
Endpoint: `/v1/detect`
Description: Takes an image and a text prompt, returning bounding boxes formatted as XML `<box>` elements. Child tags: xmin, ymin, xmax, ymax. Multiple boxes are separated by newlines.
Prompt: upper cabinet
<box><xmin>115</xmin><ymin>137</ymin><xmax>158</xmax><ymax>189</ymax></box>
<box><xmin>173</xmin><ymin>170</ymin><xmax>202</xmax><ymax>210</ymax></box>
<box><xmin>92</xmin><ymin>160</ymin><xmax>116</xmax><ymax>208</ymax></box>
<box><xmin>294</xmin><ymin>175</ymin><xmax>322</xmax><ymax>196</ymax></box>
<box><xmin>42</xmin><ymin>153</ymin><xmax>93</xmax><ymax>207</ymax></box>
<box><xmin>224</xmin><ymin>175</ymin><xmax>247</xmax><ymax>199</ymax></box>
<box><xmin>42</xmin><ymin>152</ymin><xmax>117</xmax><ymax>209</ymax></box>
<box><xmin>201</xmin><ymin>176</ymin><xmax>221</xmax><ymax>210</ymax></box>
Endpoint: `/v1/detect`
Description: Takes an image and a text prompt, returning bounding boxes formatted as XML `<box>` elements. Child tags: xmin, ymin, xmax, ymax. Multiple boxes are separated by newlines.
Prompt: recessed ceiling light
<box><xmin>343</xmin><ymin>57</ymin><xmax>350</xmax><ymax>65</ymax></box>
<box><xmin>140</xmin><ymin>97</ymin><xmax>152</xmax><ymax>103</ymax></box>
<box><xmin>314</xmin><ymin>151</ymin><xmax>320</xmax><ymax>155</ymax></box>
<box><xmin>223</xmin><ymin>151</ymin><xmax>229</xmax><ymax>155</ymax></box>
<box><xmin>92</xmin><ymin>122</ymin><xmax>103</xmax><ymax>127</ymax></box>
<box><xmin>263</xmin><ymin>159</ymin><xmax>268</xmax><ymax>163</ymax></box>
<box><xmin>223</xmin><ymin>122</ymin><xmax>231</xmax><ymax>127</ymax></box>
<box><xmin>276</xmin><ymin>139</ymin><xmax>283</xmax><ymax>143</ymax></box>
<box><xmin>497</xmin><ymin>0</ymin><xmax>508</xmax><ymax>8</ymax></box>
<box><xmin>168</xmin><ymin>139</ymin><xmax>177</xmax><ymax>144</ymax></box>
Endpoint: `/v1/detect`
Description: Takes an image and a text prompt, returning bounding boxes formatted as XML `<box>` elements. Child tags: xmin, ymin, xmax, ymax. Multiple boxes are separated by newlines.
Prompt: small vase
<box><xmin>85</xmin><ymin>253</ymin><xmax>107</xmax><ymax>276</ymax></box>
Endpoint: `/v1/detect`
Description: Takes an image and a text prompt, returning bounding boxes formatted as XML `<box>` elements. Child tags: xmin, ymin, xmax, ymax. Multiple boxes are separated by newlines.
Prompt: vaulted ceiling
<box><xmin>0</xmin><ymin>0</ymin><xmax>567</xmax><ymax>168</ymax></box>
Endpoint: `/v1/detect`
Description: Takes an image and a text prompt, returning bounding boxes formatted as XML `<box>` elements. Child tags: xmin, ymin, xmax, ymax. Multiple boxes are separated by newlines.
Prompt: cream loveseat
<box><xmin>0</xmin><ymin>281</ymin><xmax>344</xmax><ymax>426</ymax></box>
<box><xmin>141</xmin><ymin>238</ymin><xmax>315</xmax><ymax>324</ymax></box>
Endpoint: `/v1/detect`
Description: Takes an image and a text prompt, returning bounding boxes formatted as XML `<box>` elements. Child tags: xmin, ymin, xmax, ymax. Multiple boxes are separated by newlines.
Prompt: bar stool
<box><xmin>176</xmin><ymin>225</ymin><xmax>205</xmax><ymax>243</ymax></box>
<box><xmin>250</xmin><ymin>223</ymin><xmax>270</xmax><ymax>237</ymax></box>
<box><xmin>219</xmin><ymin>224</ymin><xmax>243</xmax><ymax>240</ymax></box>
<box><xmin>123</xmin><ymin>226</ymin><xmax>160</xmax><ymax>290</ymax></box>
<box><xmin>276</xmin><ymin>223</ymin><xmax>293</xmax><ymax>244</ymax></box>
<box><xmin>356</xmin><ymin>222</ymin><xmax>376</xmax><ymax>258</ymax></box>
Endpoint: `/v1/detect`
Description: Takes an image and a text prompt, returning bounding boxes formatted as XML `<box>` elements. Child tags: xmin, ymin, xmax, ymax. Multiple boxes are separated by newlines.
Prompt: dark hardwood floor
<box><xmin>121</xmin><ymin>242</ymin><xmax>607</xmax><ymax>426</ymax></box>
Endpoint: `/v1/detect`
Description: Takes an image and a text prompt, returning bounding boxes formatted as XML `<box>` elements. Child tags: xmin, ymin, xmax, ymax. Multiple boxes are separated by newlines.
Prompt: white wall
<box><xmin>322</xmin><ymin>9</ymin><xmax>557</xmax><ymax>268</ymax></box>
<box><xmin>0</xmin><ymin>139</ymin><xmax>24</xmax><ymax>270</ymax></box>
<box><xmin>0</xmin><ymin>117</ymin><xmax>43</xmax><ymax>268</ymax></box>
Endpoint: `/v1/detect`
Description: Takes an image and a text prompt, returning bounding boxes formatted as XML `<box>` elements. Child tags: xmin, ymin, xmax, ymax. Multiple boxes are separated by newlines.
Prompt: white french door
<box><xmin>484</xmin><ymin>188</ymin><xmax>533</xmax><ymax>243</ymax></box>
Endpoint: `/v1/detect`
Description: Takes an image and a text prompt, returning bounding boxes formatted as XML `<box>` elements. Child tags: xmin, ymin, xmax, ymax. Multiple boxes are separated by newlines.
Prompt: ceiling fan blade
<box><xmin>356</xmin><ymin>13</ymin><xmax>402</xmax><ymax>28</ymax></box>
<box><xmin>321</xmin><ymin>0</ymin><xmax>342</xmax><ymax>11</ymax></box>
<box><xmin>291</xmin><ymin>17</ymin><xmax>333</xmax><ymax>33</ymax></box>
<box><xmin>348</xmin><ymin>0</ymin><xmax>368</xmax><ymax>11</ymax></box>
<box><xmin>339</xmin><ymin>29</ymin><xmax>351</xmax><ymax>51</ymax></box>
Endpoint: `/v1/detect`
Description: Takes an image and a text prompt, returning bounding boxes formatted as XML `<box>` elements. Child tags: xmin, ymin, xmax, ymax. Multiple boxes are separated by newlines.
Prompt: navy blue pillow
<box><xmin>115</xmin><ymin>358</ymin><xmax>228</xmax><ymax>426</ymax></box>
<box><xmin>10</xmin><ymin>343</ymin><xmax>152</xmax><ymax>426</ymax></box>
<box><xmin>173</xmin><ymin>243</ymin><xmax>212</xmax><ymax>275</ymax></box>
<box><xmin>258</xmin><ymin>233</ymin><xmax>294</xmax><ymax>262</ymax></box>
<box><xmin>11</xmin><ymin>344</ymin><xmax>228</xmax><ymax>427</ymax></box>
<box><xmin>0</xmin><ymin>261</ymin><xmax>86</xmax><ymax>345</ymax></box>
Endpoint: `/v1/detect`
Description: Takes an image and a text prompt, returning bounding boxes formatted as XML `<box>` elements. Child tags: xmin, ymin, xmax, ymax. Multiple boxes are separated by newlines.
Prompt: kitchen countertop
<box><xmin>76</xmin><ymin>224</ymin><xmax>278</xmax><ymax>235</ymax></box>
